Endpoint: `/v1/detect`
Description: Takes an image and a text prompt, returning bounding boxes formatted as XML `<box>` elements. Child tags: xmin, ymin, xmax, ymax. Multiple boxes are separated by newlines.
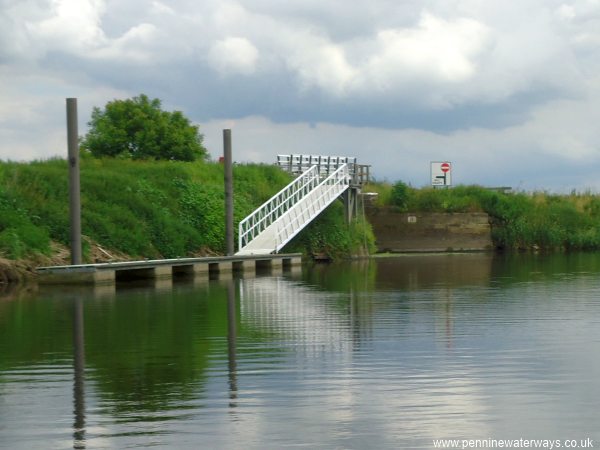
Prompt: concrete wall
<box><xmin>366</xmin><ymin>207</ymin><xmax>493</xmax><ymax>253</ymax></box>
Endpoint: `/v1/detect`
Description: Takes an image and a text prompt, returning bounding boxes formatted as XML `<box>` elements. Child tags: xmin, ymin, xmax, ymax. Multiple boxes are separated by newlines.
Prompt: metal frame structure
<box><xmin>237</xmin><ymin>164</ymin><xmax>351</xmax><ymax>255</ymax></box>
<box><xmin>277</xmin><ymin>154</ymin><xmax>370</xmax><ymax>185</ymax></box>
<box><xmin>274</xmin><ymin>164</ymin><xmax>350</xmax><ymax>251</ymax></box>
<box><xmin>238</xmin><ymin>165</ymin><xmax>322</xmax><ymax>253</ymax></box>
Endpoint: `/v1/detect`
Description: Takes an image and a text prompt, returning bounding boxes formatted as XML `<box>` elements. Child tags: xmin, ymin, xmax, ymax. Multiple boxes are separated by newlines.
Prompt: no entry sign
<box><xmin>431</xmin><ymin>161</ymin><xmax>452</xmax><ymax>186</ymax></box>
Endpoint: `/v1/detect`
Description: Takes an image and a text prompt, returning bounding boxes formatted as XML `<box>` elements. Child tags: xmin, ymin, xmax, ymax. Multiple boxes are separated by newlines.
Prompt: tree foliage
<box><xmin>81</xmin><ymin>94</ymin><xmax>207</xmax><ymax>161</ymax></box>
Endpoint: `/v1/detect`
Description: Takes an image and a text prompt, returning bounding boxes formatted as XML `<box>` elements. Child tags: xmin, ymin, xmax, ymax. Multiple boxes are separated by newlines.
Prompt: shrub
<box><xmin>390</xmin><ymin>181</ymin><xmax>411</xmax><ymax>211</ymax></box>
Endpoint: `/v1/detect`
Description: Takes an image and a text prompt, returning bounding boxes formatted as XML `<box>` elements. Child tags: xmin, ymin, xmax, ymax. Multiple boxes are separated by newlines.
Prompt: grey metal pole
<box><xmin>66</xmin><ymin>98</ymin><xmax>82</xmax><ymax>265</ymax></box>
<box><xmin>223</xmin><ymin>129</ymin><xmax>234</xmax><ymax>256</ymax></box>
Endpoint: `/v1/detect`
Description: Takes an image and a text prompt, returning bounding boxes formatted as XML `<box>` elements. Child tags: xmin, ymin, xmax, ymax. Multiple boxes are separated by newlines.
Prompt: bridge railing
<box><xmin>277</xmin><ymin>154</ymin><xmax>369</xmax><ymax>185</ymax></box>
<box><xmin>274</xmin><ymin>163</ymin><xmax>350</xmax><ymax>251</ymax></box>
<box><xmin>238</xmin><ymin>165</ymin><xmax>321</xmax><ymax>252</ymax></box>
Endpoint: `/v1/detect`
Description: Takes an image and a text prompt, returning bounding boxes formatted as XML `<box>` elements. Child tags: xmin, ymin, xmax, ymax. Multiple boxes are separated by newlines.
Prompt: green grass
<box><xmin>366</xmin><ymin>180</ymin><xmax>600</xmax><ymax>251</ymax></box>
<box><xmin>0</xmin><ymin>157</ymin><xmax>374</xmax><ymax>261</ymax></box>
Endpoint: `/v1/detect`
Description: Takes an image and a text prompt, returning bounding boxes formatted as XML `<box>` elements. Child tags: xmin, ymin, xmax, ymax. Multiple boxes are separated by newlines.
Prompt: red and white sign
<box><xmin>431</xmin><ymin>161</ymin><xmax>452</xmax><ymax>186</ymax></box>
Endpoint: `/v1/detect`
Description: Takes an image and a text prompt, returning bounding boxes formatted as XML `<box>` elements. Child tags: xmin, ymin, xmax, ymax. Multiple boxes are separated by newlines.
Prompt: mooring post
<box><xmin>66</xmin><ymin>98</ymin><xmax>82</xmax><ymax>265</ymax></box>
<box><xmin>223</xmin><ymin>129</ymin><xmax>234</xmax><ymax>256</ymax></box>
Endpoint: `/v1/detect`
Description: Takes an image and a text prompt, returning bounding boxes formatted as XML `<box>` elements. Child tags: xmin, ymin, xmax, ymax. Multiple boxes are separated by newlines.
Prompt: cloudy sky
<box><xmin>1</xmin><ymin>0</ymin><xmax>600</xmax><ymax>190</ymax></box>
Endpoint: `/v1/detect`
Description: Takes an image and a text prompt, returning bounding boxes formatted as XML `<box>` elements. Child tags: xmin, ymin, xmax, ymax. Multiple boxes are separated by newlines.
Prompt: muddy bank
<box><xmin>0</xmin><ymin>241</ymin><xmax>133</xmax><ymax>287</ymax></box>
<box><xmin>0</xmin><ymin>258</ymin><xmax>29</xmax><ymax>284</ymax></box>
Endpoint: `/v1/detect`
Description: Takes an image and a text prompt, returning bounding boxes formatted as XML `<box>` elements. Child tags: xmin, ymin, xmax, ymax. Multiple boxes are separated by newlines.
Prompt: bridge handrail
<box><xmin>277</xmin><ymin>154</ymin><xmax>369</xmax><ymax>185</ymax></box>
<box><xmin>274</xmin><ymin>163</ymin><xmax>350</xmax><ymax>251</ymax></box>
<box><xmin>277</xmin><ymin>154</ymin><xmax>355</xmax><ymax>176</ymax></box>
<box><xmin>238</xmin><ymin>165</ymin><xmax>321</xmax><ymax>251</ymax></box>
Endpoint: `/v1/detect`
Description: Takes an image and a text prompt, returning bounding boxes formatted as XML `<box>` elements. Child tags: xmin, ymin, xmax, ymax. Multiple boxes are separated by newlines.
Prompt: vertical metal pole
<box><xmin>67</xmin><ymin>98</ymin><xmax>82</xmax><ymax>265</ymax></box>
<box><xmin>224</xmin><ymin>129</ymin><xmax>234</xmax><ymax>256</ymax></box>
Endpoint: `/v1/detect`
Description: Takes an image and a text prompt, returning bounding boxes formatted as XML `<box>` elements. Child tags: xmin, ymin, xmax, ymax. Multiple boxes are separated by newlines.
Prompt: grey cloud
<box><xmin>6</xmin><ymin>0</ymin><xmax>590</xmax><ymax>127</ymax></box>
<box><xmin>164</xmin><ymin>66</ymin><xmax>560</xmax><ymax>133</ymax></box>
<box><xmin>2</xmin><ymin>0</ymin><xmax>600</xmax><ymax>191</ymax></box>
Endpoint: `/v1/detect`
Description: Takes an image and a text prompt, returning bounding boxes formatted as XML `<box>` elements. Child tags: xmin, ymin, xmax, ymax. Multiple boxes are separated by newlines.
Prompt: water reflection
<box><xmin>72</xmin><ymin>297</ymin><xmax>86</xmax><ymax>449</ymax></box>
<box><xmin>1</xmin><ymin>254</ymin><xmax>599</xmax><ymax>448</ymax></box>
<box><xmin>304</xmin><ymin>253</ymin><xmax>494</xmax><ymax>292</ymax></box>
<box><xmin>227</xmin><ymin>280</ymin><xmax>237</xmax><ymax>410</ymax></box>
<box><xmin>240</xmin><ymin>277</ymin><xmax>354</xmax><ymax>355</ymax></box>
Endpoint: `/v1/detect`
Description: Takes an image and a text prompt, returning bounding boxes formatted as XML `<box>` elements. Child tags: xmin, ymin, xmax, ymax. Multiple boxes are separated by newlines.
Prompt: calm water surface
<box><xmin>1</xmin><ymin>253</ymin><xmax>599</xmax><ymax>449</ymax></box>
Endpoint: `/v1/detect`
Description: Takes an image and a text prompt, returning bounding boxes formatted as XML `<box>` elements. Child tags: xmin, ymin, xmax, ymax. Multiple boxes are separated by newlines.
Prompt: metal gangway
<box><xmin>236</xmin><ymin>154</ymin><xmax>360</xmax><ymax>256</ymax></box>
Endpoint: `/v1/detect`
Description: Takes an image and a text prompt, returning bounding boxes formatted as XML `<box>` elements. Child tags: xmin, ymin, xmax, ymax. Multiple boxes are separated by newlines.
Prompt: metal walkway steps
<box><xmin>236</xmin><ymin>164</ymin><xmax>351</xmax><ymax>255</ymax></box>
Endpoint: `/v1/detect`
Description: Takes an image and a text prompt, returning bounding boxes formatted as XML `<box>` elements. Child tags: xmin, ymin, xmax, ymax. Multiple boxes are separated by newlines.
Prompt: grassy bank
<box><xmin>0</xmin><ymin>157</ymin><xmax>374</xmax><ymax>265</ymax></box>
<box><xmin>366</xmin><ymin>181</ymin><xmax>600</xmax><ymax>251</ymax></box>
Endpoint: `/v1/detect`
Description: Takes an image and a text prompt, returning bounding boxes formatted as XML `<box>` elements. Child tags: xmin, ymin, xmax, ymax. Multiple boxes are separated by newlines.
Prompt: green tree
<box><xmin>81</xmin><ymin>94</ymin><xmax>208</xmax><ymax>161</ymax></box>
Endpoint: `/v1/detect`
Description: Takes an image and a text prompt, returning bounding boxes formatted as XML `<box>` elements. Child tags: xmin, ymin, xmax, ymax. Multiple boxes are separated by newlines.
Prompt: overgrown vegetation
<box><xmin>366</xmin><ymin>181</ymin><xmax>600</xmax><ymax>251</ymax></box>
<box><xmin>0</xmin><ymin>157</ymin><xmax>374</xmax><ymax>261</ymax></box>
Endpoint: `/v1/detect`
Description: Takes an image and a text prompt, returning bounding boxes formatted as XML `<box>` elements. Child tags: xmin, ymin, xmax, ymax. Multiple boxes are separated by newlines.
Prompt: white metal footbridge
<box><xmin>236</xmin><ymin>155</ymin><xmax>369</xmax><ymax>256</ymax></box>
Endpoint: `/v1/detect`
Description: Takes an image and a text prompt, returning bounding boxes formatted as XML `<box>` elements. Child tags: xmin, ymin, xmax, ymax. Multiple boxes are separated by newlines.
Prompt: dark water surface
<box><xmin>1</xmin><ymin>254</ymin><xmax>599</xmax><ymax>449</ymax></box>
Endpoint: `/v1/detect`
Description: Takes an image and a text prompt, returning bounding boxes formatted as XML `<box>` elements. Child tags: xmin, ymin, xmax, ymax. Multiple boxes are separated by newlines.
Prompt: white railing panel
<box><xmin>277</xmin><ymin>154</ymin><xmax>357</xmax><ymax>177</ymax></box>
<box><xmin>238</xmin><ymin>165</ymin><xmax>320</xmax><ymax>253</ymax></box>
<box><xmin>237</xmin><ymin>161</ymin><xmax>353</xmax><ymax>255</ymax></box>
<box><xmin>273</xmin><ymin>164</ymin><xmax>350</xmax><ymax>252</ymax></box>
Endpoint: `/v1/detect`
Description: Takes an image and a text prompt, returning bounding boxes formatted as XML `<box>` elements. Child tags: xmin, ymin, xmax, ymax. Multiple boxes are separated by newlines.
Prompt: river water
<box><xmin>1</xmin><ymin>253</ymin><xmax>599</xmax><ymax>449</ymax></box>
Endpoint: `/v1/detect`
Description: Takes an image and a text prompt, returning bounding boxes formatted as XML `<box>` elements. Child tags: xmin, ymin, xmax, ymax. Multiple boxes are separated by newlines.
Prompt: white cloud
<box><xmin>366</xmin><ymin>13</ymin><xmax>489</xmax><ymax>84</ymax></box>
<box><xmin>150</xmin><ymin>0</ymin><xmax>175</xmax><ymax>16</ymax></box>
<box><xmin>223</xmin><ymin>9</ymin><xmax>492</xmax><ymax>103</ymax></box>
<box><xmin>557</xmin><ymin>4</ymin><xmax>577</xmax><ymax>20</ymax></box>
<box><xmin>30</xmin><ymin>0</ymin><xmax>107</xmax><ymax>54</ymax></box>
<box><xmin>90</xmin><ymin>23</ymin><xmax>161</xmax><ymax>63</ymax></box>
<box><xmin>208</xmin><ymin>37</ymin><xmax>259</xmax><ymax>76</ymax></box>
<box><xmin>211</xmin><ymin>1</ymin><xmax>251</xmax><ymax>30</ymax></box>
<box><xmin>285</xmin><ymin>35</ymin><xmax>356</xmax><ymax>96</ymax></box>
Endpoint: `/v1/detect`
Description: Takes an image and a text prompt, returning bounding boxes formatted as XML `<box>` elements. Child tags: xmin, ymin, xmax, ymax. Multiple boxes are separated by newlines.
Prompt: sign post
<box><xmin>431</xmin><ymin>161</ymin><xmax>452</xmax><ymax>187</ymax></box>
